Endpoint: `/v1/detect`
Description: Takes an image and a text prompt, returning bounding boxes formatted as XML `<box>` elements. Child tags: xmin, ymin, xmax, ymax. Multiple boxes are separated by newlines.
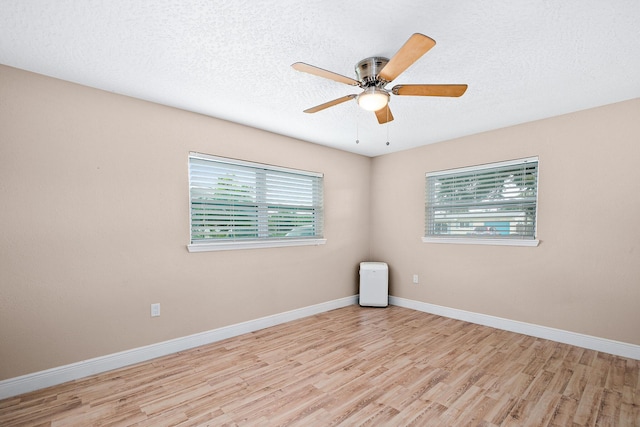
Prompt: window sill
<box><xmin>187</xmin><ymin>238</ymin><xmax>327</xmax><ymax>252</ymax></box>
<box><xmin>422</xmin><ymin>237</ymin><xmax>539</xmax><ymax>247</ymax></box>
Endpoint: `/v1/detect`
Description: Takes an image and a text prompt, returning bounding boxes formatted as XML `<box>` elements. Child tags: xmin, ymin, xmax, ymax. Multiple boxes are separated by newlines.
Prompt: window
<box><xmin>188</xmin><ymin>153</ymin><xmax>325</xmax><ymax>252</ymax></box>
<box><xmin>424</xmin><ymin>157</ymin><xmax>539</xmax><ymax>246</ymax></box>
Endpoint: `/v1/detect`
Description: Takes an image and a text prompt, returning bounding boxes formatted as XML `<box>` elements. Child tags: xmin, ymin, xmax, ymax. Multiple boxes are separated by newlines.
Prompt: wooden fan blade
<box><xmin>303</xmin><ymin>94</ymin><xmax>357</xmax><ymax>113</ymax></box>
<box><xmin>375</xmin><ymin>104</ymin><xmax>394</xmax><ymax>124</ymax></box>
<box><xmin>392</xmin><ymin>84</ymin><xmax>468</xmax><ymax>97</ymax></box>
<box><xmin>378</xmin><ymin>33</ymin><xmax>436</xmax><ymax>82</ymax></box>
<box><xmin>292</xmin><ymin>62</ymin><xmax>360</xmax><ymax>86</ymax></box>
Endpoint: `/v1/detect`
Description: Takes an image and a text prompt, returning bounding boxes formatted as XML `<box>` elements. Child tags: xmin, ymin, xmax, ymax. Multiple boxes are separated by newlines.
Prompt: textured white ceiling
<box><xmin>1</xmin><ymin>0</ymin><xmax>639</xmax><ymax>157</ymax></box>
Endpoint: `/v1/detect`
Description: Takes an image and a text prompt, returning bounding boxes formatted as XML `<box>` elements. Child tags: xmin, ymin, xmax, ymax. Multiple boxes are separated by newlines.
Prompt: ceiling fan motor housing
<box><xmin>355</xmin><ymin>57</ymin><xmax>389</xmax><ymax>87</ymax></box>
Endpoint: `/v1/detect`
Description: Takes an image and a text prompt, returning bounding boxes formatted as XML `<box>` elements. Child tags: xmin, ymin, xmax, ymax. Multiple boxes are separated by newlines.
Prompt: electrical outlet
<box><xmin>412</xmin><ymin>274</ymin><xmax>419</xmax><ymax>284</ymax></box>
<box><xmin>151</xmin><ymin>303</ymin><xmax>161</xmax><ymax>317</ymax></box>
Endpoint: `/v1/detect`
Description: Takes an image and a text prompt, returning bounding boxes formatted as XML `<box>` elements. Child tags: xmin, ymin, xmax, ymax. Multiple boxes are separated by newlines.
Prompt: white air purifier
<box><xmin>359</xmin><ymin>262</ymin><xmax>388</xmax><ymax>307</ymax></box>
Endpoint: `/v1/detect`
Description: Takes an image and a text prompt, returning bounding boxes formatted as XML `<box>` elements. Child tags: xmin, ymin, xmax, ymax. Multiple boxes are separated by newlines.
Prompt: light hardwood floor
<box><xmin>1</xmin><ymin>305</ymin><xmax>638</xmax><ymax>426</ymax></box>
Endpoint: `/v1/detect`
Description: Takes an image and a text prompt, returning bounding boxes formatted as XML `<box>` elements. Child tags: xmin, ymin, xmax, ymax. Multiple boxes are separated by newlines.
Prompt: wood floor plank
<box><xmin>1</xmin><ymin>305</ymin><xmax>638</xmax><ymax>426</ymax></box>
<box><xmin>573</xmin><ymin>383</ymin><xmax>604</xmax><ymax>426</ymax></box>
<box><xmin>548</xmin><ymin>394</ymin><xmax>579</xmax><ymax>427</ymax></box>
<box><xmin>484</xmin><ymin>392</ymin><xmax>519</xmax><ymax>425</ymax></box>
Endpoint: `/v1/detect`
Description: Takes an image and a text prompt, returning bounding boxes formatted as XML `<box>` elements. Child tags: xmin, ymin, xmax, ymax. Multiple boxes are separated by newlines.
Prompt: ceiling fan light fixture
<box><xmin>357</xmin><ymin>88</ymin><xmax>389</xmax><ymax>111</ymax></box>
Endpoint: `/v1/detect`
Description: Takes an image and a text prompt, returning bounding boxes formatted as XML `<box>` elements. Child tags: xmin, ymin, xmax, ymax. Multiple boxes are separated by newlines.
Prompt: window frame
<box><xmin>187</xmin><ymin>153</ymin><xmax>326</xmax><ymax>252</ymax></box>
<box><xmin>422</xmin><ymin>157</ymin><xmax>540</xmax><ymax>247</ymax></box>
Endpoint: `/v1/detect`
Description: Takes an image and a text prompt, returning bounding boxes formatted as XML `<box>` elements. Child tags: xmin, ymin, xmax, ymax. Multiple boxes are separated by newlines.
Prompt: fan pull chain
<box><xmin>386</xmin><ymin>107</ymin><xmax>390</xmax><ymax>146</ymax></box>
<box><xmin>355</xmin><ymin>107</ymin><xmax>360</xmax><ymax>144</ymax></box>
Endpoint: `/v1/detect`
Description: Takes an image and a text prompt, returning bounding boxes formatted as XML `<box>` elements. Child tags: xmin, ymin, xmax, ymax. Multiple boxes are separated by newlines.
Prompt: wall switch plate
<box><xmin>413</xmin><ymin>274</ymin><xmax>419</xmax><ymax>284</ymax></box>
<box><xmin>151</xmin><ymin>303</ymin><xmax>160</xmax><ymax>317</ymax></box>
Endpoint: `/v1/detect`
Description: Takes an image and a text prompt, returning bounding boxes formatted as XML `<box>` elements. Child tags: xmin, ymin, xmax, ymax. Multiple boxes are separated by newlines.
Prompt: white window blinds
<box><xmin>189</xmin><ymin>153</ymin><xmax>324</xmax><ymax>245</ymax></box>
<box><xmin>425</xmin><ymin>157</ymin><xmax>539</xmax><ymax>241</ymax></box>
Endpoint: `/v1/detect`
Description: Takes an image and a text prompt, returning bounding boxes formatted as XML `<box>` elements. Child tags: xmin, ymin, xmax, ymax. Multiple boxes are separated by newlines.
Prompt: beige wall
<box><xmin>0</xmin><ymin>65</ymin><xmax>371</xmax><ymax>380</ymax></box>
<box><xmin>1</xmin><ymin>64</ymin><xmax>638</xmax><ymax>382</ymax></box>
<box><xmin>370</xmin><ymin>98</ymin><xmax>640</xmax><ymax>345</ymax></box>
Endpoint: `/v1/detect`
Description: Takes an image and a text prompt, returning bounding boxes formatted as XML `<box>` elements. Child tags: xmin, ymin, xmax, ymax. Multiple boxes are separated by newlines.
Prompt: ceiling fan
<box><xmin>291</xmin><ymin>33</ymin><xmax>467</xmax><ymax>124</ymax></box>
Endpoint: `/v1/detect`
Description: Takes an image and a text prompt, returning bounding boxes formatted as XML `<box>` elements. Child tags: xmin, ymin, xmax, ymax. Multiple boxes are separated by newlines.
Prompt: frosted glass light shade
<box><xmin>357</xmin><ymin>88</ymin><xmax>389</xmax><ymax>111</ymax></box>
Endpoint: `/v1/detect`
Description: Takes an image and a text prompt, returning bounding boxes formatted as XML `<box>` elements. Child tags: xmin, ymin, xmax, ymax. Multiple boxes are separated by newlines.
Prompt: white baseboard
<box><xmin>390</xmin><ymin>296</ymin><xmax>640</xmax><ymax>361</ymax></box>
<box><xmin>0</xmin><ymin>296</ymin><xmax>358</xmax><ymax>400</ymax></box>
